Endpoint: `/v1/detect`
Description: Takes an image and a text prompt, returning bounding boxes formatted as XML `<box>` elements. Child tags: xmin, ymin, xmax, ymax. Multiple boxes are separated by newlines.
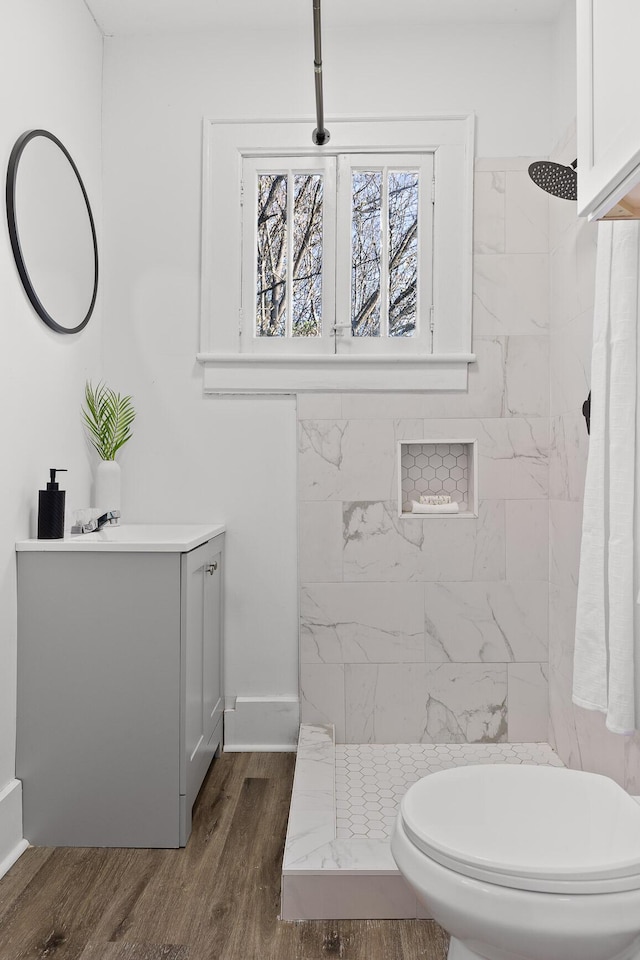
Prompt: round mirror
<box><xmin>6</xmin><ymin>130</ymin><xmax>98</xmax><ymax>334</ymax></box>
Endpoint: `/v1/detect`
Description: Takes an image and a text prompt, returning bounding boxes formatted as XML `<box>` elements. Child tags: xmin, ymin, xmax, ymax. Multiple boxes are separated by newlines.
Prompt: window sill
<box><xmin>196</xmin><ymin>353</ymin><xmax>476</xmax><ymax>394</ymax></box>
<box><xmin>399</xmin><ymin>510</ymin><xmax>478</xmax><ymax>520</ymax></box>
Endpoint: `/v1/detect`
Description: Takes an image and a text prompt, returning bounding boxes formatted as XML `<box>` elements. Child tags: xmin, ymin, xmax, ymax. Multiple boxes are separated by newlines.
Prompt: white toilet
<box><xmin>391</xmin><ymin>763</ymin><xmax>640</xmax><ymax>960</ymax></box>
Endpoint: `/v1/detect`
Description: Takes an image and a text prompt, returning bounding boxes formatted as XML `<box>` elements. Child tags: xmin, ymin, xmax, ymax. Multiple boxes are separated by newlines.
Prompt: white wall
<box><xmin>101</xmin><ymin>19</ymin><xmax>558</xmax><ymax>747</ymax></box>
<box><xmin>551</xmin><ymin>2</ymin><xmax>578</xmax><ymax>153</ymax></box>
<box><xmin>0</xmin><ymin>0</ymin><xmax>103</xmax><ymax>865</ymax></box>
<box><xmin>325</xmin><ymin>22</ymin><xmax>554</xmax><ymax>158</ymax></box>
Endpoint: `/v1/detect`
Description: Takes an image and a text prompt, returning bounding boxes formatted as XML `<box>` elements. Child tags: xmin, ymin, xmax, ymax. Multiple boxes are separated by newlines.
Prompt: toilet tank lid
<box><xmin>400</xmin><ymin>764</ymin><xmax>640</xmax><ymax>883</ymax></box>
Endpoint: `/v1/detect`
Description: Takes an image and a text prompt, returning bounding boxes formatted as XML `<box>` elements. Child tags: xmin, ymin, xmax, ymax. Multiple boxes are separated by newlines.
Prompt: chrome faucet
<box><xmin>96</xmin><ymin>510</ymin><xmax>121</xmax><ymax>530</ymax></box>
<box><xmin>71</xmin><ymin>510</ymin><xmax>121</xmax><ymax>534</ymax></box>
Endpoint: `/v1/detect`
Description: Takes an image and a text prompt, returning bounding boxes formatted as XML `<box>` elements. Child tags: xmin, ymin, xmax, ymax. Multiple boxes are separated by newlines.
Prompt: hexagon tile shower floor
<box><xmin>334</xmin><ymin>741</ymin><xmax>564</xmax><ymax>839</ymax></box>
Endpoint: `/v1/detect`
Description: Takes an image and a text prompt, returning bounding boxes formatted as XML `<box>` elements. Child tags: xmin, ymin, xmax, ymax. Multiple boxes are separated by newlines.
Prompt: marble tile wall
<box><xmin>298</xmin><ymin>158</ymin><xmax>551</xmax><ymax>743</ymax></box>
<box><xmin>546</xmin><ymin>124</ymin><xmax>640</xmax><ymax>790</ymax></box>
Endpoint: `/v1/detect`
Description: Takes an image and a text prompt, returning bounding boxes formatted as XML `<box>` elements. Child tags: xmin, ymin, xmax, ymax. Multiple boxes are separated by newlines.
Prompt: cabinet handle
<box><xmin>207</xmin><ymin>561</ymin><xmax>218</xmax><ymax>575</ymax></box>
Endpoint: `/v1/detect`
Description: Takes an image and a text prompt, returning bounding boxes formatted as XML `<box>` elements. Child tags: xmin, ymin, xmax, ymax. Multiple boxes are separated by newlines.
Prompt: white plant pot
<box><xmin>94</xmin><ymin>460</ymin><xmax>121</xmax><ymax>517</ymax></box>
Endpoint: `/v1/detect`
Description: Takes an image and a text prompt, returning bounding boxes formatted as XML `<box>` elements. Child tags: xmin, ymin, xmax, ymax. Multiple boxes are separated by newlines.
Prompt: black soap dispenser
<box><xmin>37</xmin><ymin>468</ymin><xmax>67</xmax><ymax>539</ymax></box>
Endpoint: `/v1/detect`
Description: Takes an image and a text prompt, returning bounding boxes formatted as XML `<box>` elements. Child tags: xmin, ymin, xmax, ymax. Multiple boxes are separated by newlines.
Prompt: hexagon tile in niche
<box><xmin>335</xmin><ymin>742</ymin><xmax>564</xmax><ymax>839</ymax></box>
<box><xmin>400</xmin><ymin>440</ymin><xmax>477</xmax><ymax>515</ymax></box>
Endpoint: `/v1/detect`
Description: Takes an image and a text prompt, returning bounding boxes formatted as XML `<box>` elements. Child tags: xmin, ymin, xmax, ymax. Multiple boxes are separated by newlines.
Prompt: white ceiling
<box><xmin>84</xmin><ymin>0</ymin><xmax>571</xmax><ymax>36</ymax></box>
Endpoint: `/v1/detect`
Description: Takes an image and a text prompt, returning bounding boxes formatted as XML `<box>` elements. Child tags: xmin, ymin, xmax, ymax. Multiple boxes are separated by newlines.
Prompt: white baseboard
<box><xmin>224</xmin><ymin>697</ymin><xmax>299</xmax><ymax>751</ymax></box>
<box><xmin>0</xmin><ymin>779</ymin><xmax>27</xmax><ymax>880</ymax></box>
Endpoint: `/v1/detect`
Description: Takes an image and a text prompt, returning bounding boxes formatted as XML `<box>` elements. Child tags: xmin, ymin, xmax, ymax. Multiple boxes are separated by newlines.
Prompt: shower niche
<box><xmin>398</xmin><ymin>439</ymin><xmax>478</xmax><ymax>518</ymax></box>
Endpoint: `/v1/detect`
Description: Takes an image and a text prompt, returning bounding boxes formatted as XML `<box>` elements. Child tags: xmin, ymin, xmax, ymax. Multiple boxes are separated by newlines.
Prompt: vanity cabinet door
<box><xmin>203</xmin><ymin>542</ymin><xmax>223</xmax><ymax>743</ymax></box>
<box><xmin>181</xmin><ymin>534</ymin><xmax>224</xmax><ymax>832</ymax></box>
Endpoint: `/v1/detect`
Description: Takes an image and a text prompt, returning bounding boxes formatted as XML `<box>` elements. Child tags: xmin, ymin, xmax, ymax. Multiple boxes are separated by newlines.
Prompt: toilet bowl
<box><xmin>391</xmin><ymin>764</ymin><xmax>640</xmax><ymax>960</ymax></box>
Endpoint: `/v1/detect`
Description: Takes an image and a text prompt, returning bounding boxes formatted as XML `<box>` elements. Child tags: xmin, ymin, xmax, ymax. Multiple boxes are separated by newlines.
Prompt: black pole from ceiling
<box><xmin>312</xmin><ymin>0</ymin><xmax>330</xmax><ymax>145</ymax></box>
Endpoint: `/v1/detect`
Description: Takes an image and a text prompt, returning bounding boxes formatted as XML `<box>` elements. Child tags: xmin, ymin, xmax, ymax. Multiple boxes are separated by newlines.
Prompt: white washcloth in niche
<box><xmin>573</xmin><ymin>220</ymin><xmax>640</xmax><ymax>735</ymax></box>
<box><xmin>411</xmin><ymin>501</ymin><xmax>459</xmax><ymax>514</ymax></box>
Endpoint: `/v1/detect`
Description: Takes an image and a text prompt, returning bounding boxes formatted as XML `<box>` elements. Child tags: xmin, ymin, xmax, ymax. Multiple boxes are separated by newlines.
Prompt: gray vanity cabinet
<box><xmin>16</xmin><ymin>529</ymin><xmax>224</xmax><ymax>848</ymax></box>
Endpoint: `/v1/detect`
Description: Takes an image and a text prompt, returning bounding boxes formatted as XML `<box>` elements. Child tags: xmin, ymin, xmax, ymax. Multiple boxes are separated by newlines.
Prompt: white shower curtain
<box><xmin>573</xmin><ymin>220</ymin><xmax>640</xmax><ymax>735</ymax></box>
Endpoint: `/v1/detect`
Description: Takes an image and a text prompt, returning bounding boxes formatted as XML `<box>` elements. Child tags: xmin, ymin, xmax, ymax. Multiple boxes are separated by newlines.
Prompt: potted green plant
<box><xmin>82</xmin><ymin>380</ymin><xmax>135</xmax><ymax>516</ymax></box>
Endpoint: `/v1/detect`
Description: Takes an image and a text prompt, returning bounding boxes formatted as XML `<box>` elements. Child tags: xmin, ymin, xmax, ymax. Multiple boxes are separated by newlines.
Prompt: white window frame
<box><xmin>198</xmin><ymin>116</ymin><xmax>475</xmax><ymax>394</ymax></box>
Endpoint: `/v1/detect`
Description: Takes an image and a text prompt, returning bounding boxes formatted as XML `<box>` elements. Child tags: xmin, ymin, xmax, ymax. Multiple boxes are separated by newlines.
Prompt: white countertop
<box><xmin>16</xmin><ymin>523</ymin><xmax>225</xmax><ymax>553</ymax></box>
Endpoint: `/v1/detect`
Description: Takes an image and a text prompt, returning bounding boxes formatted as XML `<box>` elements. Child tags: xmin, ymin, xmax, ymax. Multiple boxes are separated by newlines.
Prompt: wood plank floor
<box><xmin>0</xmin><ymin>753</ymin><xmax>449</xmax><ymax>960</ymax></box>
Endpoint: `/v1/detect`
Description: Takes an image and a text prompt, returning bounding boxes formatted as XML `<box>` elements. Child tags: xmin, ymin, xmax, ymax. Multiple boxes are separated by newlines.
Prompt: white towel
<box><xmin>573</xmin><ymin>221</ymin><xmax>640</xmax><ymax>735</ymax></box>
<box><xmin>411</xmin><ymin>501</ymin><xmax>459</xmax><ymax>515</ymax></box>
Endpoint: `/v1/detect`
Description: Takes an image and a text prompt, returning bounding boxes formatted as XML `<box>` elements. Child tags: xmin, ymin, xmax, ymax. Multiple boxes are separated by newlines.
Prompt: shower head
<box><xmin>528</xmin><ymin>159</ymin><xmax>577</xmax><ymax>200</ymax></box>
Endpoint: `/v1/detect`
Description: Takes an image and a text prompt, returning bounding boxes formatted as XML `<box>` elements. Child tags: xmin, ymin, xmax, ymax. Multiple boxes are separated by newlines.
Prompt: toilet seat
<box><xmin>400</xmin><ymin>764</ymin><xmax>640</xmax><ymax>895</ymax></box>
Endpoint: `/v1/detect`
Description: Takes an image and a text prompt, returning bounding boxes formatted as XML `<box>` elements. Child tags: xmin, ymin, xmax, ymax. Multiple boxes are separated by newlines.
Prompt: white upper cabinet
<box><xmin>577</xmin><ymin>0</ymin><xmax>640</xmax><ymax>220</ymax></box>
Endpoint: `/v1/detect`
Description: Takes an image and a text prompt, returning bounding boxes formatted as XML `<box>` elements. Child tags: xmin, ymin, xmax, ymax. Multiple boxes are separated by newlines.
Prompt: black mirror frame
<box><xmin>5</xmin><ymin>129</ymin><xmax>99</xmax><ymax>335</ymax></box>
